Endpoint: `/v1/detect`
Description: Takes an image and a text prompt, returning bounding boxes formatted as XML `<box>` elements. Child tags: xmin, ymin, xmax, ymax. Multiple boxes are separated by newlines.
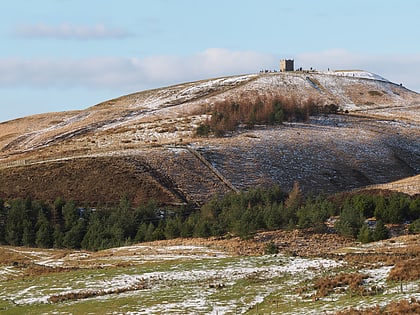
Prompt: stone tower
<box><xmin>280</xmin><ymin>59</ymin><xmax>294</xmax><ymax>72</ymax></box>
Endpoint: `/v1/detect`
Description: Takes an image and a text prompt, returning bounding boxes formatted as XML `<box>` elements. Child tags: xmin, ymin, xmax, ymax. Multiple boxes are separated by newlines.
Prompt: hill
<box><xmin>0</xmin><ymin>70</ymin><xmax>419</xmax><ymax>206</ymax></box>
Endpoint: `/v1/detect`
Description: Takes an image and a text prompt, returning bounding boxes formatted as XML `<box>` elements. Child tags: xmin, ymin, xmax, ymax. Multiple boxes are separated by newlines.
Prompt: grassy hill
<box><xmin>0</xmin><ymin>70</ymin><xmax>419</xmax><ymax>314</ymax></box>
<box><xmin>0</xmin><ymin>70</ymin><xmax>419</xmax><ymax>205</ymax></box>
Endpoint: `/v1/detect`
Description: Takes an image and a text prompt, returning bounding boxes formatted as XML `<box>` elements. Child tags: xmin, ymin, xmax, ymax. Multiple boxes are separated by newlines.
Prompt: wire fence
<box><xmin>0</xmin><ymin>159</ymin><xmax>29</xmax><ymax>169</ymax></box>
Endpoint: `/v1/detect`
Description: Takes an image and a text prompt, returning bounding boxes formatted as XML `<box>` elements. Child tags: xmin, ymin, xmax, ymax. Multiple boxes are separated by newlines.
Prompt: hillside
<box><xmin>0</xmin><ymin>70</ymin><xmax>419</xmax><ymax>206</ymax></box>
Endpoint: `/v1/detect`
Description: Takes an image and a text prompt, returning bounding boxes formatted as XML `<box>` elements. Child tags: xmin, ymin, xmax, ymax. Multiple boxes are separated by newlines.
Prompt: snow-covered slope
<box><xmin>0</xmin><ymin>70</ymin><xmax>418</xmax><ymax>154</ymax></box>
<box><xmin>330</xmin><ymin>70</ymin><xmax>390</xmax><ymax>82</ymax></box>
<box><xmin>0</xmin><ymin>70</ymin><xmax>418</xmax><ymax>204</ymax></box>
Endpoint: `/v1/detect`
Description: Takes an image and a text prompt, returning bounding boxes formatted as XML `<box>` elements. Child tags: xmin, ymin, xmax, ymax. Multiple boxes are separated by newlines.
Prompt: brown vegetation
<box><xmin>48</xmin><ymin>278</ymin><xmax>148</xmax><ymax>303</ymax></box>
<box><xmin>0</xmin><ymin>156</ymin><xmax>182</xmax><ymax>206</ymax></box>
<box><xmin>254</xmin><ymin>229</ymin><xmax>354</xmax><ymax>257</ymax></box>
<box><xmin>311</xmin><ymin>272</ymin><xmax>374</xmax><ymax>298</ymax></box>
<box><xmin>198</xmin><ymin>94</ymin><xmax>329</xmax><ymax>136</ymax></box>
<box><xmin>388</xmin><ymin>257</ymin><xmax>420</xmax><ymax>281</ymax></box>
<box><xmin>335</xmin><ymin>298</ymin><xmax>420</xmax><ymax>315</ymax></box>
<box><xmin>297</xmin><ymin>271</ymin><xmax>385</xmax><ymax>300</ymax></box>
<box><xmin>22</xmin><ymin>264</ymin><xmax>78</xmax><ymax>278</ymax></box>
<box><xmin>0</xmin><ymin>72</ymin><xmax>418</xmax><ymax>211</ymax></box>
<box><xmin>342</xmin><ymin>235</ymin><xmax>420</xmax><ymax>268</ymax></box>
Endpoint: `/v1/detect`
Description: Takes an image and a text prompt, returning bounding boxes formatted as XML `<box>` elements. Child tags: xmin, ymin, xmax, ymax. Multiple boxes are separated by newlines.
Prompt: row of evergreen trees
<box><xmin>0</xmin><ymin>186</ymin><xmax>419</xmax><ymax>250</ymax></box>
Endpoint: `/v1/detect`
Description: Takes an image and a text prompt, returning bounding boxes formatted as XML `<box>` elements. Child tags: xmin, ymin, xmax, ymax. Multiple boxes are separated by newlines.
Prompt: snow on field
<box><xmin>34</xmin><ymin>245</ymin><xmax>231</xmax><ymax>269</ymax></box>
<box><xmin>0</xmin><ymin>247</ymin><xmax>343</xmax><ymax>312</ymax></box>
<box><xmin>0</xmin><ymin>266</ymin><xmax>22</xmax><ymax>281</ymax></box>
<box><xmin>2</xmin><ymin>240</ymin><xmax>419</xmax><ymax>314</ymax></box>
<box><xmin>131</xmin><ymin>74</ymin><xmax>257</xmax><ymax>111</ymax></box>
<box><xmin>362</xmin><ymin>265</ymin><xmax>393</xmax><ymax>286</ymax></box>
<box><xmin>139</xmin><ymin>255</ymin><xmax>342</xmax><ymax>284</ymax></box>
<box><xmin>330</xmin><ymin>70</ymin><xmax>390</xmax><ymax>82</ymax></box>
<box><xmin>108</xmin><ymin>254</ymin><xmax>343</xmax><ymax>315</ymax></box>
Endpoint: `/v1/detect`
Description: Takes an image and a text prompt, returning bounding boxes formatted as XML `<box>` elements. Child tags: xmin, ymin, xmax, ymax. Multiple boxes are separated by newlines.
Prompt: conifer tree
<box><xmin>0</xmin><ymin>199</ymin><xmax>6</xmax><ymax>244</ymax></box>
<box><xmin>335</xmin><ymin>200</ymin><xmax>364</xmax><ymax>238</ymax></box>
<box><xmin>5</xmin><ymin>199</ymin><xmax>26</xmax><ymax>246</ymax></box>
<box><xmin>53</xmin><ymin>225</ymin><xmax>64</xmax><ymax>248</ymax></box>
<box><xmin>144</xmin><ymin>223</ymin><xmax>156</xmax><ymax>242</ymax></box>
<box><xmin>373</xmin><ymin>220</ymin><xmax>389</xmax><ymax>241</ymax></box>
<box><xmin>357</xmin><ymin>224</ymin><xmax>373</xmax><ymax>243</ymax></box>
<box><xmin>52</xmin><ymin>197</ymin><xmax>65</xmax><ymax>229</ymax></box>
<box><xmin>22</xmin><ymin>219</ymin><xmax>35</xmax><ymax>247</ymax></box>
<box><xmin>81</xmin><ymin>212</ymin><xmax>103</xmax><ymax>250</ymax></box>
<box><xmin>35</xmin><ymin>210</ymin><xmax>53</xmax><ymax>248</ymax></box>
<box><xmin>134</xmin><ymin>222</ymin><xmax>149</xmax><ymax>243</ymax></box>
<box><xmin>285</xmin><ymin>181</ymin><xmax>303</xmax><ymax>211</ymax></box>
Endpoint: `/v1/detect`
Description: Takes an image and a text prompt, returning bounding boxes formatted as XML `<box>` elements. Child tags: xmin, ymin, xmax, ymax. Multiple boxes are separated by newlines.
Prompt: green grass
<box><xmin>1</xmin><ymin>250</ymin><xmax>419</xmax><ymax>315</ymax></box>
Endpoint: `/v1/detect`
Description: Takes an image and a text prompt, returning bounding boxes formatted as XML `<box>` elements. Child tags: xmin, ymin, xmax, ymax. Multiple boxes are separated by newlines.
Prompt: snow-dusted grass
<box><xmin>0</xmin><ymin>244</ymin><xmax>342</xmax><ymax>314</ymax></box>
<box><xmin>330</xmin><ymin>70</ymin><xmax>390</xmax><ymax>82</ymax></box>
<box><xmin>1</xmin><ymin>241</ymin><xmax>419</xmax><ymax>315</ymax></box>
<box><xmin>2</xmin><ymin>69</ymin><xmax>418</xmax><ymax>162</ymax></box>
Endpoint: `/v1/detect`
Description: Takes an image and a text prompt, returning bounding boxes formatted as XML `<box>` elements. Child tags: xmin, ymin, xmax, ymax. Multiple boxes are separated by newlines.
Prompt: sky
<box><xmin>1</xmin><ymin>0</ymin><xmax>419</xmax><ymax>122</ymax></box>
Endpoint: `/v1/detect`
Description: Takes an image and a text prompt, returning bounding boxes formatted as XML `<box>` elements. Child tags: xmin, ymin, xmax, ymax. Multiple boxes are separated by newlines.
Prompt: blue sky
<box><xmin>1</xmin><ymin>0</ymin><xmax>419</xmax><ymax>122</ymax></box>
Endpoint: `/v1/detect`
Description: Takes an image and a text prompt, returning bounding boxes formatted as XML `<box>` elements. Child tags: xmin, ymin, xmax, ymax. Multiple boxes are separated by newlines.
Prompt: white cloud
<box><xmin>14</xmin><ymin>23</ymin><xmax>131</xmax><ymax>39</ymax></box>
<box><xmin>0</xmin><ymin>49</ymin><xmax>277</xmax><ymax>91</ymax></box>
<box><xmin>140</xmin><ymin>48</ymin><xmax>276</xmax><ymax>82</ymax></box>
<box><xmin>0</xmin><ymin>49</ymin><xmax>419</xmax><ymax>93</ymax></box>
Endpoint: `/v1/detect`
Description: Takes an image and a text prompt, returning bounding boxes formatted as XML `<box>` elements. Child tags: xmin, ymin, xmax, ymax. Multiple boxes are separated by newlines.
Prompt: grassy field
<box><xmin>0</xmin><ymin>235</ymin><xmax>419</xmax><ymax>314</ymax></box>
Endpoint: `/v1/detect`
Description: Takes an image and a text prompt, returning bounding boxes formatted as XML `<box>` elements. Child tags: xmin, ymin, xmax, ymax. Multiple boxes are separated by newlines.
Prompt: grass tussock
<box><xmin>388</xmin><ymin>257</ymin><xmax>420</xmax><ymax>281</ymax></box>
<box><xmin>314</xmin><ymin>272</ymin><xmax>371</xmax><ymax>298</ymax></box>
<box><xmin>299</xmin><ymin>272</ymin><xmax>384</xmax><ymax>299</ymax></box>
<box><xmin>48</xmin><ymin>279</ymin><xmax>149</xmax><ymax>303</ymax></box>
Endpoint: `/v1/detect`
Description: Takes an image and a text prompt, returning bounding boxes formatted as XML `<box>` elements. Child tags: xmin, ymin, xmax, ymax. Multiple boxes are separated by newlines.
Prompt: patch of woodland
<box><xmin>195</xmin><ymin>94</ymin><xmax>338</xmax><ymax>137</ymax></box>
<box><xmin>0</xmin><ymin>184</ymin><xmax>418</xmax><ymax>252</ymax></box>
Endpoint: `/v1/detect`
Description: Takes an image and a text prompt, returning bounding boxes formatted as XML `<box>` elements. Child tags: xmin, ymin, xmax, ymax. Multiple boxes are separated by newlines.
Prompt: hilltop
<box><xmin>0</xmin><ymin>70</ymin><xmax>419</xmax><ymax>206</ymax></box>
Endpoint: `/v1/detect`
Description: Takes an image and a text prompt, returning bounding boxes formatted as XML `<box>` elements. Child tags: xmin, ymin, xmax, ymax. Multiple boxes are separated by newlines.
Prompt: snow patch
<box><xmin>330</xmin><ymin>70</ymin><xmax>390</xmax><ymax>82</ymax></box>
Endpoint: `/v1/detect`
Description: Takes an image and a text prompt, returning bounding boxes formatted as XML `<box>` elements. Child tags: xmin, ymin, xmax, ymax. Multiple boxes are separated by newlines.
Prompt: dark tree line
<box><xmin>333</xmin><ymin>192</ymin><xmax>420</xmax><ymax>243</ymax></box>
<box><xmin>0</xmin><ymin>187</ymin><xmax>419</xmax><ymax>251</ymax></box>
<box><xmin>196</xmin><ymin>94</ymin><xmax>338</xmax><ymax>137</ymax></box>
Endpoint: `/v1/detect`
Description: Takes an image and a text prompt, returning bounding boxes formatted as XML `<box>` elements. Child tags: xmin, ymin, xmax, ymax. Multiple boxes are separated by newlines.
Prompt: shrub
<box><xmin>368</xmin><ymin>90</ymin><xmax>383</xmax><ymax>96</ymax></box>
<box><xmin>388</xmin><ymin>258</ymin><xmax>420</xmax><ymax>281</ymax></box>
<box><xmin>264</xmin><ymin>241</ymin><xmax>279</xmax><ymax>254</ymax></box>
<box><xmin>312</xmin><ymin>272</ymin><xmax>368</xmax><ymax>298</ymax></box>
<box><xmin>195</xmin><ymin>124</ymin><xmax>211</xmax><ymax>137</ymax></box>
<box><xmin>335</xmin><ymin>298</ymin><xmax>420</xmax><ymax>315</ymax></box>
<box><xmin>409</xmin><ymin>219</ymin><xmax>420</xmax><ymax>234</ymax></box>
